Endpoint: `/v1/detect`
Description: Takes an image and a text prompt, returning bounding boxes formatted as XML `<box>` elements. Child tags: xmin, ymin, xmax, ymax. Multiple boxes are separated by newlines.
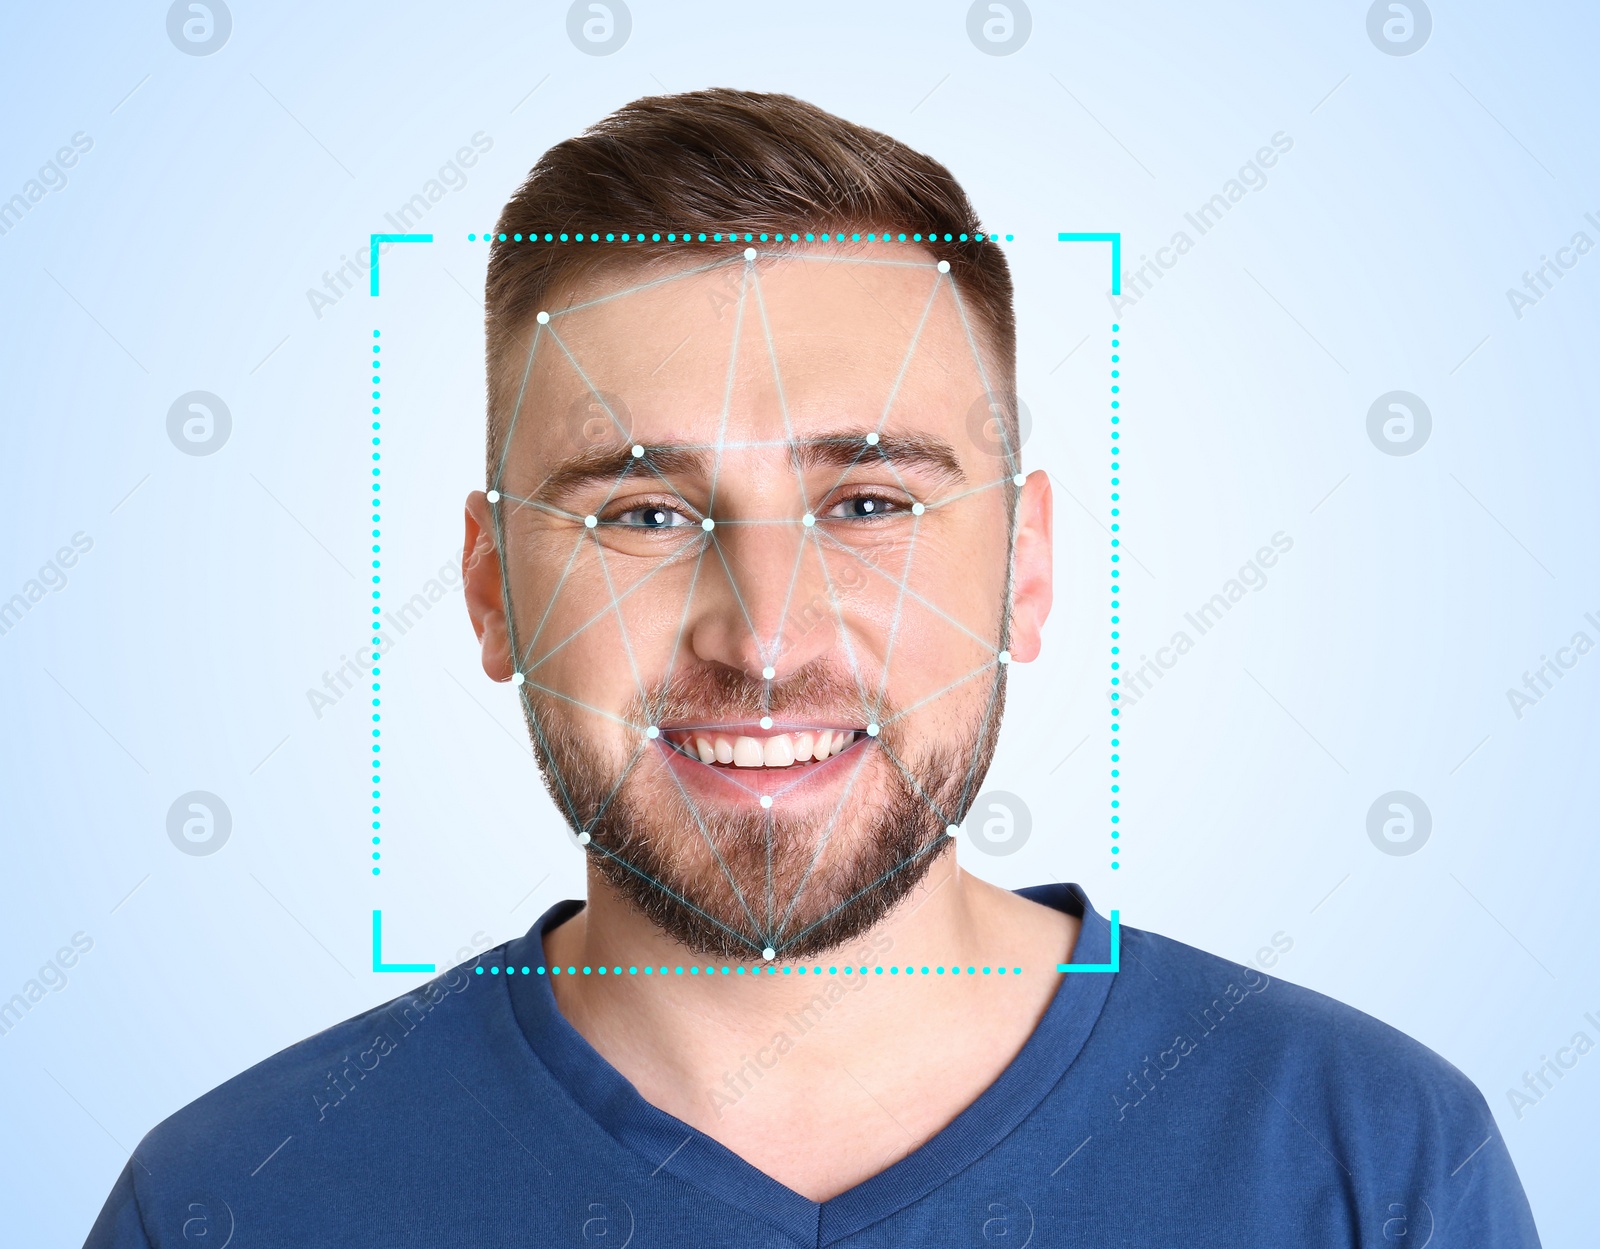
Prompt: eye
<box><xmin>609</xmin><ymin>503</ymin><xmax>696</xmax><ymax>529</ymax></box>
<box><xmin>824</xmin><ymin>493</ymin><xmax>903</xmax><ymax>521</ymax></box>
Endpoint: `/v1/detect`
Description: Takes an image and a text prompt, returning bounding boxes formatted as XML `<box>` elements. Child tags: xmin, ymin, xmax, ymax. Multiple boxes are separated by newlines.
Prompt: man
<box><xmin>87</xmin><ymin>89</ymin><xmax>1540</xmax><ymax>1247</ymax></box>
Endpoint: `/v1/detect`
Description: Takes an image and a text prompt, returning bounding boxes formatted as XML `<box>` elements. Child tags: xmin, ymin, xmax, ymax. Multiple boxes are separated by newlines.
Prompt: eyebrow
<box><xmin>533</xmin><ymin>429</ymin><xmax>966</xmax><ymax>504</ymax></box>
<box><xmin>534</xmin><ymin>444</ymin><xmax>707</xmax><ymax>504</ymax></box>
<box><xmin>793</xmin><ymin>431</ymin><xmax>966</xmax><ymax>486</ymax></box>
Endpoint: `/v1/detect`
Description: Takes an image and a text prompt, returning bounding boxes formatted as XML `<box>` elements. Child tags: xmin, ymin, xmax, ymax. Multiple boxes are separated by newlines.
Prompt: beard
<box><xmin>521</xmin><ymin>660</ymin><xmax>1007</xmax><ymax>960</ymax></box>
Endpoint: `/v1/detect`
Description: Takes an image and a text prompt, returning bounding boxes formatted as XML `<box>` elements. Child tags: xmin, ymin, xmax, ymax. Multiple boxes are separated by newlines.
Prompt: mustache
<box><xmin>625</xmin><ymin>660</ymin><xmax>899</xmax><ymax>730</ymax></box>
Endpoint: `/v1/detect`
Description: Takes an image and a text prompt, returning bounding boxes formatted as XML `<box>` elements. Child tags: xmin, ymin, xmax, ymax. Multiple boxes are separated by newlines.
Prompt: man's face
<box><xmin>465</xmin><ymin>246</ymin><xmax>1052</xmax><ymax>958</ymax></box>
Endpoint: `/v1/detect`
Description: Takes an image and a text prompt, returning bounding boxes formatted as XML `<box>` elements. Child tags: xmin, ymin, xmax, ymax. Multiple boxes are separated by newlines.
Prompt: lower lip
<box><xmin>654</xmin><ymin>736</ymin><xmax>870</xmax><ymax>803</ymax></box>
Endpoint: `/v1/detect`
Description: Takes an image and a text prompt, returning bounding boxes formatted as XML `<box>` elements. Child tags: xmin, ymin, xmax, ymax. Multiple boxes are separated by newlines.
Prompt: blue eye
<box><xmin>827</xmin><ymin>495</ymin><xmax>899</xmax><ymax>520</ymax></box>
<box><xmin>614</xmin><ymin>505</ymin><xmax>693</xmax><ymax>529</ymax></box>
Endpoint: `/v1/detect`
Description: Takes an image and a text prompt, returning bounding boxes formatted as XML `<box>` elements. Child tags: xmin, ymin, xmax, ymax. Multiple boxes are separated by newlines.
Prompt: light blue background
<box><xmin>1</xmin><ymin>2</ymin><xmax>1595</xmax><ymax>1244</ymax></box>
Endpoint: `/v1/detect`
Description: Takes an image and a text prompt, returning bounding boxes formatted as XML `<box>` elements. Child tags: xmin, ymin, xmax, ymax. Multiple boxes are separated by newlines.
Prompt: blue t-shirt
<box><xmin>84</xmin><ymin>885</ymin><xmax>1540</xmax><ymax>1247</ymax></box>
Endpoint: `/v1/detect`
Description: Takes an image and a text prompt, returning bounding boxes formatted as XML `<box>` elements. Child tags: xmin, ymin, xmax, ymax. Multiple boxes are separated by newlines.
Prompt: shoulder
<box><xmin>145</xmin><ymin>959</ymin><xmax>484</xmax><ymax>1151</ymax></box>
<box><xmin>100</xmin><ymin>956</ymin><xmax>504</xmax><ymax>1240</ymax></box>
<box><xmin>86</xmin><ymin>953</ymin><xmax>499</xmax><ymax>1234</ymax></box>
<box><xmin>1107</xmin><ymin>924</ymin><xmax>1541</xmax><ymax>1243</ymax></box>
<box><xmin>1027</xmin><ymin>908</ymin><xmax>1541</xmax><ymax>1243</ymax></box>
<box><xmin>1116</xmin><ymin>922</ymin><xmax>1482</xmax><ymax>1111</ymax></box>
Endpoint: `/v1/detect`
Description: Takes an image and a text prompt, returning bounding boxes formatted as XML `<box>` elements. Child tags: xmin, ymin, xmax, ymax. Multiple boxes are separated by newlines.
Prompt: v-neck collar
<box><xmin>501</xmin><ymin>884</ymin><xmax>1115</xmax><ymax>1248</ymax></box>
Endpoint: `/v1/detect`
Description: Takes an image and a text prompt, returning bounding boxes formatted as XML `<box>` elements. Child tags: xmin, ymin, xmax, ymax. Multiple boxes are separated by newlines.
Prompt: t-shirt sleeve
<box><xmin>82</xmin><ymin>1161</ymin><xmax>155</xmax><ymax>1249</ymax></box>
<box><xmin>1434</xmin><ymin>1116</ymin><xmax>1542</xmax><ymax>1246</ymax></box>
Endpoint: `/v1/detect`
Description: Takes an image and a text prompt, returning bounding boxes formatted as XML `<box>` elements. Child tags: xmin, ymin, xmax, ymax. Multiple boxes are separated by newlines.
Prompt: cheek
<box><xmin>891</xmin><ymin>509</ymin><xmax>1010</xmax><ymax>629</ymax></box>
<box><xmin>867</xmin><ymin>590</ymin><xmax>997</xmax><ymax>718</ymax></box>
<box><xmin>833</xmin><ymin>520</ymin><xmax>1009</xmax><ymax>714</ymax></box>
<box><xmin>508</xmin><ymin>539</ymin><xmax>692</xmax><ymax>710</ymax></box>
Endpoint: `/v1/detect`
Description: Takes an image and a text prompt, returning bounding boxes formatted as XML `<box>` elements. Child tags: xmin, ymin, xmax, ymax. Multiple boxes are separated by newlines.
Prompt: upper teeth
<box><xmin>685</xmin><ymin>730</ymin><xmax>857</xmax><ymax>768</ymax></box>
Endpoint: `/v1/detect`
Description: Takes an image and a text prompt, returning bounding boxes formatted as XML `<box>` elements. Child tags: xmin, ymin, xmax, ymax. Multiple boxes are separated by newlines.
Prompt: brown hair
<box><xmin>484</xmin><ymin>88</ymin><xmax>1015</xmax><ymax>480</ymax></box>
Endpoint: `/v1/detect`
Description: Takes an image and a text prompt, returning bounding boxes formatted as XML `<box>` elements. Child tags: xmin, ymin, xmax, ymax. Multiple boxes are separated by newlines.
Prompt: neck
<box><xmin>541</xmin><ymin>852</ymin><xmax>1078</xmax><ymax>1202</ymax></box>
<box><xmin>548</xmin><ymin>851</ymin><xmax>990</xmax><ymax>999</ymax></box>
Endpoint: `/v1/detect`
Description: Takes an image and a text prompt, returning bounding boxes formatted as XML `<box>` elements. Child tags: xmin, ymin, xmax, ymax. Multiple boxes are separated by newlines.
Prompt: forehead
<box><xmin>499</xmin><ymin>247</ymin><xmax>994</xmax><ymax>469</ymax></box>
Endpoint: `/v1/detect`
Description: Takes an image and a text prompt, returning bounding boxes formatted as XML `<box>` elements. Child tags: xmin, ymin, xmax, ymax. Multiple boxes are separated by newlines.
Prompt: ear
<box><xmin>463</xmin><ymin>491</ymin><xmax>515</xmax><ymax>682</ymax></box>
<box><xmin>1007</xmin><ymin>470</ymin><xmax>1054</xmax><ymax>663</ymax></box>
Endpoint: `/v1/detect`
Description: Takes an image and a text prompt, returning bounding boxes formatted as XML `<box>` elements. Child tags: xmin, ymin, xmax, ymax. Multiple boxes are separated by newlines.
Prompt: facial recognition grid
<box><xmin>369</xmin><ymin>227</ymin><xmax>1117</xmax><ymax>970</ymax></box>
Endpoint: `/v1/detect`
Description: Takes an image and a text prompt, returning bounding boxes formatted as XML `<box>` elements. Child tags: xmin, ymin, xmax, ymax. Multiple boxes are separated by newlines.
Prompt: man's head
<box><xmin>463</xmin><ymin>89</ymin><xmax>1053</xmax><ymax>960</ymax></box>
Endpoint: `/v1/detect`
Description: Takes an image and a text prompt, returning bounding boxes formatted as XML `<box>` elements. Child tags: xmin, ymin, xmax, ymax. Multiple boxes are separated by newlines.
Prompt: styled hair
<box><xmin>484</xmin><ymin>88</ymin><xmax>1016</xmax><ymax>479</ymax></box>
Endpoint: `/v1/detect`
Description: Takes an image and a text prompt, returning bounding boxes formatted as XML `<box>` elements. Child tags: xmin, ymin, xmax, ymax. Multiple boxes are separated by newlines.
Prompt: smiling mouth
<box><xmin>659</xmin><ymin>725</ymin><xmax>867</xmax><ymax>770</ymax></box>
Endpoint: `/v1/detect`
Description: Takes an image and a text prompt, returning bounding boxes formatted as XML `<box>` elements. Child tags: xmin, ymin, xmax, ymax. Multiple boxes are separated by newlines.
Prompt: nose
<box><xmin>685</xmin><ymin>514</ymin><xmax>837</xmax><ymax>682</ymax></box>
